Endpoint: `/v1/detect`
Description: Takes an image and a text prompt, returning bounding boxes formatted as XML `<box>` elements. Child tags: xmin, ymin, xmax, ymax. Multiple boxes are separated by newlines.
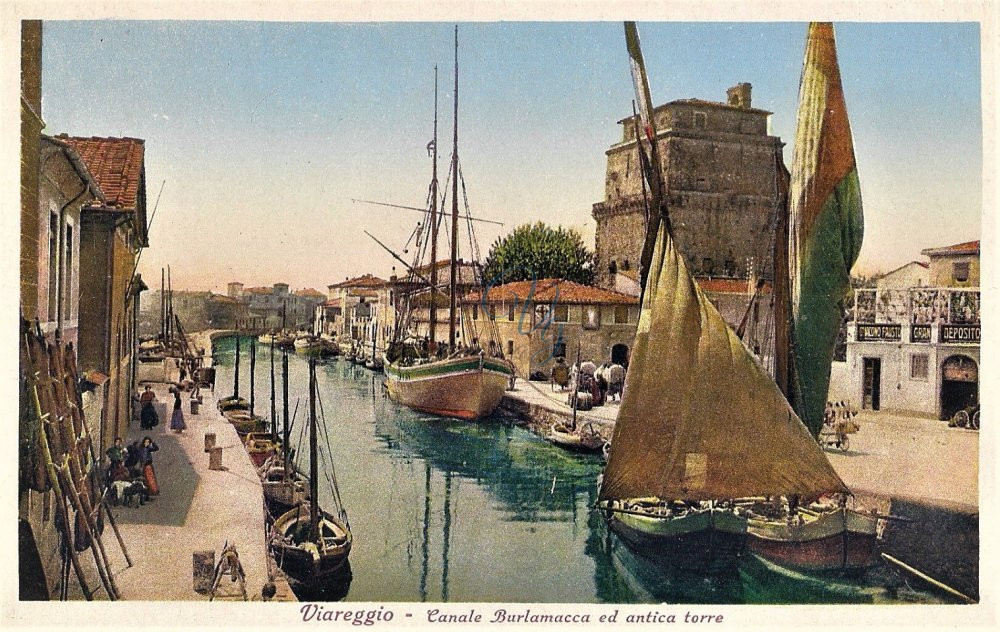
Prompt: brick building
<box><xmin>463</xmin><ymin>278</ymin><xmax>639</xmax><ymax>379</ymax></box>
<box><xmin>592</xmin><ymin>83</ymin><xmax>784</xmax><ymax>292</ymax></box>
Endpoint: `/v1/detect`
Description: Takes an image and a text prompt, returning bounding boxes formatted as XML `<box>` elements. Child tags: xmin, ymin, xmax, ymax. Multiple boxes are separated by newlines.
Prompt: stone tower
<box><xmin>592</xmin><ymin>83</ymin><xmax>785</xmax><ymax>292</ymax></box>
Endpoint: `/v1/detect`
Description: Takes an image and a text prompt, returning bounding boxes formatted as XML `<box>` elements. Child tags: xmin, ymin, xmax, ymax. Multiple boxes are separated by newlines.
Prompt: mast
<box><xmin>160</xmin><ymin>268</ymin><xmax>165</xmax><ymax>341</ymax></box>
<box><xmin>249</xmin><ymin>334</ymin><xmax>256</xmax><ymax>416</ymax></box>
<box><xmin>282</xmin><ymin>350</ymin><xmax>289</xmax><ymax>482</ymax></box>
<box><xmin>448</xmin><ymin>25</ymin><xmax>459</xmax><ymax>351</ymax></box>
<box><xmin>308</xmin><ymin>357</ymin><xmax>319</xmax><ymax>540</ymax></box>
<box><xmin>270</xmin><ymin>335</ymin><xmax>277</xmax><ymax>437</ymax></box>
<box><xmin>282</xmin><ymin>302</ymin><xmax>287</xmax><ymax>331</ymax></box>
<box><xmin>429</xmin><ymin>66</ymin><xmax>440</xmax><ymax>345</ymax></box>
<box><xmin>167</xmin><ymin>266</ymin><xmax>173</xmax><ymax>343</ymax></box>
<box><xmin>233</xmin><ymin>329</ymin><xmax>241</xmax><ymax>399</ymax></box>
<box><xmin>772</xmin><ymin>149</ymin><xmax>793</xmax><ymax>399</ymax></box>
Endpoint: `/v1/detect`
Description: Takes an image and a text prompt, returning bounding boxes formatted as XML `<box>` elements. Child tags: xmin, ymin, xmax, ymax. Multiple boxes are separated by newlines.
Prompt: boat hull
<box><xmin>747</xmin><ymin>509</ymin><xmax>879</xmax><ymax>572</ymax></box>
<box><xmin>548</xmin><ymin>425</ymin><xmax>604</xmax><ymax>453</ymax></box>
<box><xmin>270</xmin><ymin>505</ymin><xmax>351</xmax><ymax>584</ymax></box>
<box><xmin>606</xmin><ymin>508</ymin><xmax>747</xmax><ymax>573</ymax></box>
<box><xmin>385</xmin><ymin>356</ymin><xmax>512</xmax><ymax>420</ymax></box>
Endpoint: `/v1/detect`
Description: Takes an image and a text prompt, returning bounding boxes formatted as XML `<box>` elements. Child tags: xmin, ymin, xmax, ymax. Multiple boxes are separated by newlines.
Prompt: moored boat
<box><xmin>547</xmin><ymin>421</ymin><xmax>604</xmax><ymax>453</ymax></box>
<box><xmin>270</xmin><ymin>356</ymin><xmax>352</xmax><ymax>584</ymax></box>
<box><xmin>385</xmin><ymin>354</ymin><xmax>511</xmax><ymax>420</ymax></box>
<box><xmin>294</xmin><ymin>336</ymin><xmax>325</xmax><ymax>357</ymax></box>
<box><xmin>597</xmin><ymin>23</ymin><xmax>850</xmax><ymax>573</ymax></box>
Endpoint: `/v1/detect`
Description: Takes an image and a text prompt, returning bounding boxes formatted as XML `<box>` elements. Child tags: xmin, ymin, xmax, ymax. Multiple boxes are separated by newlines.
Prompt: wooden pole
<box><xmin>572</xmin><ymin>342</ymin><xmax>581</xmax><ymax>430</ymax></box>
<box><xmin>448</xmin><ymin>25</ymin><xmax>459</xmax><ymax>352</ymax></box>
<box><xmin>234</xmin><ymin>330</ymin><xmax>241</xmax><ymax>399</ymax></box>
<box><xmin>282</xmin><ymin>351</ymin><xmax>290</xmax><ymax>483</ymax></box>
<box><xmin>59</xmin><ymin>463</ymin><xmax>119</xmax><ymax>599</ymax></box>
<box><xmin>308</xmin><ymin>357</ymin><xmax>319</xmax><ymax>541</ymax></box>
<box><xmin>249</xmin><ymin>336</ymin><xmax>256</xmax><ymax>417</ymax></box>
<box><xmin>429</xmin><ymin>65</ymin><xmax>439</xmax><ymax>345</ymax></box>
<box><xmin>270</xmin><ymin>336</ymin><xmax>276</xmax><ymax>438</ymax></box>
<box><xmin>160</xmin><ymin>268</ymin><xmax>165</xmax><ymax>341</ymax></box>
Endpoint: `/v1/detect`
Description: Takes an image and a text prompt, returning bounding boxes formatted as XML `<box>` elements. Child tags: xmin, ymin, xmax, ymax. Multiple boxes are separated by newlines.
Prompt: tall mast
<box><xmin>772</xmin><ymin>149</ymin><xmax>793</xmax><ymax>399</ymax></box>
<box><xmin>160</xmin><ymin>268</ymin><xmax>165</xmax><ymax>341</ymax></box>
<box><xmin>429</xmin><ymin>66</ymin><xmax>439</xmax><ymax>345</ymax></box>
<box><xmin>270</xmin><ymin>335</ymin><xmax>276</xmax><ymax>437</ymax></box>
<box><xmin>282</xmin><ymin>350</ymin><xmax>289</xmax><ymax>482</ymax></box>
<box><xmin>167</xmin><ymin>265</ymin><xmax>173</xmax><ymax>342</ymax></box>
<box><xmin>448</xmin><ymin>25</ymin><xmax>459</xmax><ymax>351</ymax></box>
<box><xmin>249</xmin><ymin>334</ymin><xmax>256</xmax><ymax>416</ymax></box>
<box><xmin>234</xmin><ymin>330</ymin><xmax>241</xmax><ymax>398</ymax></box>
<box><xmin>308</xmin><ymin>357</ymin><xmax>319</xmax><ymax>540</ymax></box>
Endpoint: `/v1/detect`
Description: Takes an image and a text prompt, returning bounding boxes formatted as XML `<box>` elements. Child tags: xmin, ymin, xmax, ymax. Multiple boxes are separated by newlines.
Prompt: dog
<box><xmin>110</xmin><ymin>480</ymin><xmax>150</xmax><ymax>507</ymax></box>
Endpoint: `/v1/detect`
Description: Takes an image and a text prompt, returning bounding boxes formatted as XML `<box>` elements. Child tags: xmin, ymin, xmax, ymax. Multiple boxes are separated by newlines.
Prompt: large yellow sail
<box><xmin>599</xmin><ymin>217</ymin><xmax>849</xmax><ymax>502</ymax></box>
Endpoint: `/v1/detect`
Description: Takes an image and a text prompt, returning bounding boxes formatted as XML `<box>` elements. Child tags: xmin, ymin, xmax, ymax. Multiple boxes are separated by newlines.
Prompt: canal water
<box><xmin>212</xmin><ymin>336</ymin><xmax>945</xmax><ymax>604</ymax></box>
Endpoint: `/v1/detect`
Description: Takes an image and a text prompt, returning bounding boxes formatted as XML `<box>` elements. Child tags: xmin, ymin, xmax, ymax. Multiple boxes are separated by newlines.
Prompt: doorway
<box><xmin>940</xmin><ymin>355</ymin><xmax>978</xmax><ymax>420</ymax></box>
<box><xmin>862</xmin><ymin>357</ymin><xmax>881</xmax><ymax>411</ymax></box>
<box><xmin>611</xmin><ymin>343</ymin><xmax>629</xmax><ymax>368</ymax></box>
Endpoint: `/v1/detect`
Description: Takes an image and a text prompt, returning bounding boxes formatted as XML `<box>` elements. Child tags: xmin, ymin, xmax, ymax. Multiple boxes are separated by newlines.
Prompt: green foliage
<box><xmin>482</xmin><ymin>222</ymin><xmax>595</xmax><ymax>286</ymax></box>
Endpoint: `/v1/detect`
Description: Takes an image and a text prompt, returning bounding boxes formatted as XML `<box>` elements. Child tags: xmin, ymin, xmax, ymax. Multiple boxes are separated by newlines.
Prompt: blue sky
<box><xmin>40</xmin><ymin>21</ymin><xmax>982</xmax><ymax>292</ymax></box>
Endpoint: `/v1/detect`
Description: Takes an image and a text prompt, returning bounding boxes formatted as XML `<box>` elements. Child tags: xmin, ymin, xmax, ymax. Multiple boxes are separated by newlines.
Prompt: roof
<box><xmin>245</xmin><ymin>286</ymin><xmax>271</xmax><ymax>295</ymax></box>
<box><xmin>56</xmin><ymin>135</ymin><xmax>145</xmax><ymax>211</ymax></box>
<box><xmin>328</xmin><ymin>274</ymin><xmax>388</xmax><ymax>289</ymax></box>
<box><xmin>40</xmin><ymin>135</ymin><xmax>106</xmax><ymax>204</ymax></box>
<box><xmin>465</xmin><ymin>278</ymin><xmax>638</xmax><ymax>306</ymax></box>
<box><xmin>921</xmin><ymin>240</ymin><xmax>980</xmax><ymax>257</ymax></box>
<box><xmin>209</xmin><ymin>294</ymin><xmax>240</xmax><ymax>304</ymax></box>
<box><xmin>321</xmin><ymin>298</ymin><xmax>342</xmax><ymax>308</ymax></box>
<box><xmin>616</xmin><ymin>98</ymin><xmax>771</xmax><ymax>125</ymax></box>
<box><xmin>294</xmin><ymin>288</ymin><xmax>325</xmax><ymax>299</ymax></box>
<box><xmin>695</xmin><ymin>277</ymin><xmax>771</xmax><ymax>295</ymax></box>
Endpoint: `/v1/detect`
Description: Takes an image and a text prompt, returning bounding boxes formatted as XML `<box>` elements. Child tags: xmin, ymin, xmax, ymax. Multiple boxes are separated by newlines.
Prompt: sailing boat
<box><xmin>270</xmin><ymin>356</ymin><xmax>352</xmax><ymax>583</ymax></box>
<box><xmin>384</xmin><ymin>27</ymin><xmax>513</xmax><ymax>420</ymax></box>
<box><xmin>261</xmin><ymin>349</ymin><xmax>309</xmax><ymax>518</ymax></box>
<box><xmin>743</xmin><ymin>22</ymin><xmax>878</xmax><ymax>573</ymax></box>
<box><xmin>597</xmin><ymin>22</ymin><xmax>850</xmax><ymax>572</ymax></box>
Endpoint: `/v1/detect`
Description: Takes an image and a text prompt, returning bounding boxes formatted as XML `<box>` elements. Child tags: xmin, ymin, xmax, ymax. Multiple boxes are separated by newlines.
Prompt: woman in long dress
<box><xmin>170</xmin><ymin>388</ymin><xmax>186</xmax><ymax>433</ymax></box>
<box><xmin>139</xmin><ymin>436</ymin><xmax>160</xmax><ymax>496</ymax></box>
<box><xmin>139</xmin><ymin>385</ymin><xmax>158</xmax><ymax>429</ymax></box>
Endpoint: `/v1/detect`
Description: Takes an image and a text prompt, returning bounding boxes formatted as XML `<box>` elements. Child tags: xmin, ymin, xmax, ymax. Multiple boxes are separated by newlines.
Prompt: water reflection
<box><xmin>210</xmin><ymin>337</ymin><xmax>946</xmax><ymax>604</ymax></box>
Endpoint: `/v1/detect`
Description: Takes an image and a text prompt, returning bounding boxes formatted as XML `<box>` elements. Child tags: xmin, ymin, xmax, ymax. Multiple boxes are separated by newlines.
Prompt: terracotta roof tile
<box><xmin>465</xmin><ymin>278</ymin><xmax>638</xmax><ymax>306</ymax></box>
<box><xmin>695</xmin><ymin>277</ymin><xmax>771</xmax><ymax>295</ymax></box>
<box><xmin>57</xmin><ymin>135</ymin><xmax>145</xmax><ymax>211</ymax></box>
<box><xmin>921</xmin><ymin>240</ymin><xmax>980</xmax><ymax>256</ymax></box>
<box><xmin>328</xmin><ymin>274</ymin><xmax>388</xmax><ymax>289</ymax></box>
<box><xmin>321</xmin><ymin>298</ymin><xmax>342</xmax><ymax>308</ymax></box>
<box><xmin>294</xmin><ymin>288</ymin><xmax>325</xmax><ymax>299</ymax></box>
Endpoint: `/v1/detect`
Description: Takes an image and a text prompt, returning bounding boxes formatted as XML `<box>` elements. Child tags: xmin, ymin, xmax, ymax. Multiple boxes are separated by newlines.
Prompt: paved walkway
<box><xmin>507</xmin><ymin>377</ymin><xmax>621</xmax><ymax>423</ymax></box>
<box><xmin>82</xmin><ymin>381</ymin><xmax>272</xmax><ymax>601</ymax></box>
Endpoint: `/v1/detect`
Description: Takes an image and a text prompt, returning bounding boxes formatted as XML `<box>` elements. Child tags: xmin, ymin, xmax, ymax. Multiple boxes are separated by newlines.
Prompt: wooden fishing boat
<box><xmin>547</xmin><ymin>422</ymin><xmax>604</xmax><ymax>453</ymax></box>
<box><xmin>261</xmin><ymin>461</ymin><xmax>310</xmax><ymax>518</ymax></box>
<box><xmin>740</xmin><ymin>23</ymin><xmax>878</xmax><ymax>573</ymax></box>
<box><xmin>217</xmin><ymin>395</ymin><xmax>248</xmax><ymax>412</ymax></box>
<box><xmin>294</xmin><ymin>337</ymin><xmax>324</xmax><ymax>357</ymax></box>
<box><xmin>598</xmin><ymin>23</ymin><xmax>850</xmax><ymax>573</ymax></box>
<box><xmin>244</xmin><ymin>431</ymin><xmax>278</xmax><ymax>468</ymax></box>
<box><xmin>382</xmin><ymin>30</ymin><xmax>514</xmax><ymax>421</ymax></box>
<box><xmin>746</xmin><ymin>501</ymin><xmax>879</xmax><ymax>572</ymax></box>
<box><xmin>270</xmin><ymin>356</ymin><xmax>352</xmax><ymax>584</ymax></box>
<box><xmin>386</xmin><ymin>354</ymin><xmax>512</xmax><ymax>420</ymax></box>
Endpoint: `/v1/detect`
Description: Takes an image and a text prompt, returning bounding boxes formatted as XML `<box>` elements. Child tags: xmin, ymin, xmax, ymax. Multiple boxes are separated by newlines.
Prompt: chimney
<box><xmin>726</xmin><ymin>83</ymin><xmax>752</xmax><ymax>109</ymax></box>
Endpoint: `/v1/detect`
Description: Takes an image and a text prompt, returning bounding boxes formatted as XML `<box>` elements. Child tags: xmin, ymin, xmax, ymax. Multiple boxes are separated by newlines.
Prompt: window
<box><xmin>64</xmin><ymin>224</ymin><xmax>74</xmax><ymax>320</ymax></box>
<box><xmin>507</xmin><ymin>340</ymin><xmax>514</xmax><ymax>356</ymax></box>
<box><xmin>724</xmin><ymin>259</ymin><xmax>736</xmax><ymax>276</ymax></box>
<box><xmin>910</xmin><ymin>354</ymin><xmax>929</xmax><ymax>380</ymax></box>
<box><xmin>508</xmin><ymin>303</ymin><xmax>515</xmax><ymax>321</ymax></box>
<box><xmin>553</xmin><ymin>305</ymin><xmax>569</xmax><ymax>323</ymax></box>
<box><xmin>583</xmin><ymin>305</ymin><xmax>601</xmax><ymax>330</ymax></box>
<box><xmin>553</xmin><ymin>337</ymin><xmax>566</xmax><ymax>358</ymax></box>
<box><xmin>48</xmin><ymin>213</ymin><xmax>58</xmax><ymax>321</ymax></box>
<box><xmin>693</xmin><ymin>111</ymin><xmax>707</xmax><ymax>128</ymax></box>
<box><xmin>614</xmin><ymin>305</ymin><xmax>630</xmax><ymax>324</ymax></box>
<box><xmin>702</xmin><ymin>258</ymin><xmax>714</xmax><ymax>274</ymax></box>
<box><xmin>953</xmin><ymin>262</ymin><xmax>970</xmax><ymax>283</ymax></box>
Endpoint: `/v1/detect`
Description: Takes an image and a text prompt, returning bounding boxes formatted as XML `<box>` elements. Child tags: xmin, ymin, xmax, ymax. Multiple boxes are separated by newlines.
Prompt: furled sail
<box><xmin>599</xmin><ymin>197</ymin><xmax>848</xmax><ymax>502</ymax></box>
<box><xmin>788</xmin><ymin>23</ymin><xmax>865</xmax><ymax>437</ymax></box>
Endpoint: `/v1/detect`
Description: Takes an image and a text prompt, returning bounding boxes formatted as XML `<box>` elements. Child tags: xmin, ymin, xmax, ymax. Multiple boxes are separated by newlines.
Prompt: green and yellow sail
<box><xmin>788</xmin><ymin>22</ymin><xmax>864</xmax><ymax>437</ymax></box>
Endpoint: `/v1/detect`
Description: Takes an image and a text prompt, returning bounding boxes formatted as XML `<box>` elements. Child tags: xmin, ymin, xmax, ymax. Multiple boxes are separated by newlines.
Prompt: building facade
<box><xmin>592</xmin><ymin>83</ymin><xmax>784</xmax><ymax>290</ymax></box>
<box><xmin>846</xmin><ymin>240</ymin><xmax>980</xmax><ymax>419</ymax></box>
<box><xmin>463</xmin><ymin>278</ymin><xmax>639</xmax><ymax>379</ymax></box>
<box><xmin>326</xmin><ymin>274</ymin><xmax>388</xmax><ymax>339</ymax></box>
<box><xmin>226</xmin><ymin>282</ymin><xmax>324</xmax><ymax>330</ymax></box>
<box><xmin>139</xmin><ymin>290</ymin><xmax>250</xmax><ymax>336</ymax></box>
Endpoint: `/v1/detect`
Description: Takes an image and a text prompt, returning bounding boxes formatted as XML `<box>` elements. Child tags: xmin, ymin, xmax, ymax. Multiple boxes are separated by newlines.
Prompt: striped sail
<box><xmin>788</xmin><ymin>23</ymin><xmax>864</xmax><ymax>436</ymax></box>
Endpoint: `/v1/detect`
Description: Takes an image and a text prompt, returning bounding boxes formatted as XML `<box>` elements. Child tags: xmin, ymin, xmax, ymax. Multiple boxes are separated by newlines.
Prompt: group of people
<box><xmin>554</xmin><ymin>357</ymin><xmax>626</xmax><ymax>407</ymax></box>
<box><xmin>105</xmin><ymin>436</ymin><xmax>160</xmax><ymax>505</ymax></box>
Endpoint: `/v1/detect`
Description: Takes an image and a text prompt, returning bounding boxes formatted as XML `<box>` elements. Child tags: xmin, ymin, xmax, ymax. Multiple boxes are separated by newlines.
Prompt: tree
<box><xmin>482</xmin><ymin>222</ymin><xmax>595</xmax><ymax>286</ymax></box>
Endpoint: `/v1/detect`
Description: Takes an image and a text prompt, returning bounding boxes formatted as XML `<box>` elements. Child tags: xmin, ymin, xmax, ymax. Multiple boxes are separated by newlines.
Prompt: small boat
<box><xmin>294</xmin><ymin>337</ymin><xmax>325</xmax><ymax>357</ymax></box>
<box><xmin>547</xmin><ymin>422</ymin><xmax>604</xmax><ymax>453</ymax></box>
<box><xmin>259</xmin><ymin>332</ymin><xmax>276</xmax><ymax>345</ymax></box>
<box><xmin>270</xmin><ymin>357</ymin><xmax>352</xmax><ymax>584</ymax></box>
<box><xmin>261</xmin><ymin>460</ymin><xmax>310</xmax><ymax>518</ymax></box>
<box><xmin>217</xmin><ymin>395</ymin><xmax>248</xmax><ymax>412</ymax></box>
<box><xmin>244</xmin><ymin>431</ymin><xmax>278</xmax><ymax>468</ymax></box>
<box><xmin>223</xmin><ymin>410</ymin><xmax>268</xmax><ymax>437</ymax></box>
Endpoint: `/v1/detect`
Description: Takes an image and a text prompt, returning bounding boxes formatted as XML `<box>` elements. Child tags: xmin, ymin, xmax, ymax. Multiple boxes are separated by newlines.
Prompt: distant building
<box><xmin>325</xmin><ymin>274</ymin><xmax>388</xmax><ymax>340</ymax></box>
<box><xmin>592</xmin><ymin>83</ymin><xmax>784</xmax><ymax>290</ymax></box>
<box><xmin>463</xmin><ymin>278</ymin><xmax>639</xmax><ymax>379</ymax></box>
<box><xmin>227</xmin><ymin>282</ymin><xmax>324</xmax><ymax>330</ymax></box>
<box><xmin>139</xmin><ymin>290</ymin><xmax>250</xmax><ymax>336</ymax></box>
<box><xmin>388</xmin><ymin>259</ymin><xmax>479</xmax><ymax>343</ymax></box>
<box><xmin>846</xmin><ymin>240</ymin><xmax>979</xmax><ymax>419</ymax></box>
